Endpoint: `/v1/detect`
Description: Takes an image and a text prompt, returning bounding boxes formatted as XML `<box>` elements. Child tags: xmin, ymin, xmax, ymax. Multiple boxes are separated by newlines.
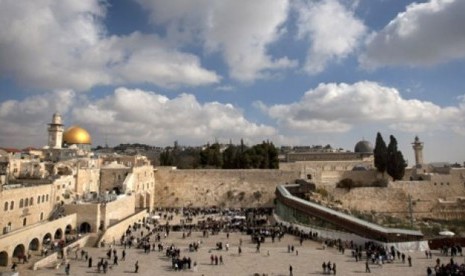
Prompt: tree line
<box><xmin>160</xmin><ymin>140</ymin><xmax>279</xmax><ymax>169</ymax></box>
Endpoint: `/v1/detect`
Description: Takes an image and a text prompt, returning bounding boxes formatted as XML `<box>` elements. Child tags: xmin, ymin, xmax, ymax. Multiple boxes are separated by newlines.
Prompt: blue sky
<box><xmin>1</xmin><ymin>0</ymin><xmax>465</xmax><ymax>165</ymax></box>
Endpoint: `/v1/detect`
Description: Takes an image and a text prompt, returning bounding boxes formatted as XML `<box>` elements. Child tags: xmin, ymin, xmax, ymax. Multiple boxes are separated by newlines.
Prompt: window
<box><xmin>10</xmin><ymin>201</ymin><xmax>14</xmax><ymax>210</ymax></box>
<box><xmin>4</xmin><ymin>202</ymin><xmax>8</xmax><ymax>211</ymax></box>
<box><xmin>46</xmin><ymin>195</ymin><xmax>49</xmax><ymax>201</ymax></box>
<box><xmin>25</xmin><ymin>198</ymin><xmax>29</xmax><ymax>207</ymax></box>
<box><xmin>37</xmin><ymin>196</ymin><xmax>41</xmax><ymax>204</ymax></box>
<box><xmin>19</xmin><ymin>199</ymin><xmax>23</xmax><ymax>208</ymax></box>
<box><xmin>41</xmin><ymin>195</ymin><xmax>45</xmax><ymax>202</ymax></box>
<box><xmin>40</xmin><ymin>212</ymin><xmax>44</xmax><ymax>220</ymax></box>
<box><xmin>30</xmin><ymin>197</ymin><xmax>33</xmax><ymax>205</ymax></box>
<box><xmin>23</xmin><ymin>218</ymin><xmax>27</xmax><ymax>226</ymax></box>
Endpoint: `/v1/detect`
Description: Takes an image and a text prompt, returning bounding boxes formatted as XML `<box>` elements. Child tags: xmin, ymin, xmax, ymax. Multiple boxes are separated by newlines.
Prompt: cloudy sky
<box><xmin>1</xmin><ymin>0</ymin><xmax>464</xmax><ymax>165</ymax></box>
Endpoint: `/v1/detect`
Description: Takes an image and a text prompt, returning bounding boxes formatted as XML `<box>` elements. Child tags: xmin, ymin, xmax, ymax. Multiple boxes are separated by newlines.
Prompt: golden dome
<box><xmin>63</xmin><ymin>126</ymin><xmax>92</xmax><ymax>145</ymax></box>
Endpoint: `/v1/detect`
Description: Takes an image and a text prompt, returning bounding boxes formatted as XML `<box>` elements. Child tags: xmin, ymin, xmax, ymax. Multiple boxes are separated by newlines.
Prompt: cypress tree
<box><xmin>374</xmin><ymin>132</ymin><xmax>388</xmax><ymax>176</ymax></box>
<box><xmin>387</xmin><ymin>135</ymin><xmax>407</xmax><ymax>181</ymax></box>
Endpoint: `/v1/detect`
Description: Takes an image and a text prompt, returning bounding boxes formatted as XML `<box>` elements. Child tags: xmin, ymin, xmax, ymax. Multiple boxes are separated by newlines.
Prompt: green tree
<box><xmin>374</xmin><ymin>132</ymin><xmax>388</xmax><ymax>176</ymax></box>
<box><xmin>200</xmin><ymin>142</ymin><xmax>223</xmax><ymax>168</ymax></box>
<box><xmin>387</xmin><ymin>135</ymin><xmax>407</xmax><ymax>181</ymax></box>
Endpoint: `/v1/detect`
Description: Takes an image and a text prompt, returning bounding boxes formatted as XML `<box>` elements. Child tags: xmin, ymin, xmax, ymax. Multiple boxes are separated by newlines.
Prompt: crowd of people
<box><xmin>10</xmin><ymin>206</ymin><xmax>464</xmax><ymax>275</ymax></box>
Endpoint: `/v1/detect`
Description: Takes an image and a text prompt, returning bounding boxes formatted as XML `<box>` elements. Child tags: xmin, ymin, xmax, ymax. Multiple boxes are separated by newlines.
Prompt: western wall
<box><xmin>154</xmin><ymin>163</ymin><xmax>465</xmax><ymax>222</ymax></box>
<box><xmin>154</xmin><ymin>167</ymin><xmax>300</xmax><ymax>208</ymax></box>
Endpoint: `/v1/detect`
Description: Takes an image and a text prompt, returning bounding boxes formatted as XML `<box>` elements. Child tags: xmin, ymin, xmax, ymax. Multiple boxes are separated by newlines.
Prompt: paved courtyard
<box><xmin>5</xmin><ymin>230</ymin><xmax>460</xmax><ymax>276</ymax></box>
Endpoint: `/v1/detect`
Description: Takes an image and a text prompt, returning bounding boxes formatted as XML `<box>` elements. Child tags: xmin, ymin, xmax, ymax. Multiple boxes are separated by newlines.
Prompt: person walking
<box><xmin>135</xmin><ymin>260</ymin><xmax>139</xmax><ymax>273</ymax></box>
<box><xmin>65</xmin><ymin>263</ymin><xmax>70</xmax><ymax>275</ymax></box>
<box><xmin>365</xmin><ymin>260</ymin><xmax>371</xmax><ymax>273</ymax></box>
<box><xmin>88</xmin><ymin>257</ymin><xmax>93</xmax><ymax>268</ymax></box>
<box><xmin>332</xmin><ymin>263</ymin><xmax>336</xmax><ymax>275</ymax></box>
<box><xmin>408</xmin><ymin>255</ymin><xmax>412</xmax><ymax>267</ymax></box>
<box><xmin>289</xmin><ymin>264</ymin><xmax>293</xmax><ymax>276</ymax></box>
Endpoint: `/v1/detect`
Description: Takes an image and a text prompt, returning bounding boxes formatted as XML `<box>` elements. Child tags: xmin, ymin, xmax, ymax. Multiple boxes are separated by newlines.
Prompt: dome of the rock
<box><xmin>63</xmin><ymin>126</ymin><xmax>91</xmax><ymax>145</ymax></box>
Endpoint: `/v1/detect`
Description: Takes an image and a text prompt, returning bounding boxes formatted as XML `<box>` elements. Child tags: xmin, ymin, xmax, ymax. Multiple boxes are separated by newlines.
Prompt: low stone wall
<box><xmin>32</xmin><ymin>235</ymin><xmax>91</xmax><ymax>270</ymax></box>
<box><xmin>97</xmin><ymin>210</ymin><xmax>148</xmax><ymax>247</ymax></box>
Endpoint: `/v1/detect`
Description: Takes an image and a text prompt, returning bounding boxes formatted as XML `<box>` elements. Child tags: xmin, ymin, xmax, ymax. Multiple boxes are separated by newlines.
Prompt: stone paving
<box><xmin>7</xmin><ymin>230</ymin><xmax>463</xmax><ymax>276</ymax></box>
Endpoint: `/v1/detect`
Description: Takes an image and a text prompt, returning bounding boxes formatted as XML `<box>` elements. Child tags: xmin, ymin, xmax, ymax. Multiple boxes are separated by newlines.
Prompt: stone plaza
<box><xmin>3</xmin><ymin>224</ymin><xmax>456</xmax><ymax>276</ymax></box>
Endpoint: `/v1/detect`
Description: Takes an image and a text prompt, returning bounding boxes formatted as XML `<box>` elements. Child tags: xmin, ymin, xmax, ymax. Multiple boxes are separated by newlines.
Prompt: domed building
<box><xmin>44</xmin><ymin>114</ymin><xmax>93</xmax><ymax>161</ymax></box>
<box><xmin>354</xmin><ymin>140</ymin><xmax>373</xmax><ymax>154</ymax></box>
<box><xmin>63</xmin><ymin>126</ymin><xmax>92</xmax><ymax>151</ymax></box>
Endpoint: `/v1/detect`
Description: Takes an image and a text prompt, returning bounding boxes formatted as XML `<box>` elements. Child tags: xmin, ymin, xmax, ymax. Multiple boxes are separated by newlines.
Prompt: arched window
<box><xmin>19</xmin><ymin>199</ymin><xmax>23</xmax><ymax>208</ymax></box>
<box><xmin>30</xmin><ymin>197</ymin><xmax>33</xmax><ymax>205</ymax></box>
<box><xmin>4</xmin><ymin>202</ymin><xmax>8</xmax><ymax>211</ymax></box>
<box><xmin>41</xmin><ymin>195</ymin><xmax>45</xmax><ymax>202</ymax></box>
<box><xmin>23</xmin><ymin>218</ymin><xmax>27</xmax><ymax>226</ymax></box>
<box><xmin>37</xmin><ymin>196</ymin><xmax>41</xmax><ymax>204</ymax></box>
<box><xmin>46</xmin><ymin>195</ymin><xmax>49</xmax><ymax>201</ymax></box>
<box><xmin>10</xmin><ymin>201</ymin><xmax>14</xmax><ymax>210</ymax></box>
<box><xmin>40</xmin><ymin>212</ymin><xmax>44</xmax><ymax>220</ymax></box>
<box><xmin>25</xmin><ymin>198</ymin><xmax>29</xmax><ymax>207</ymax></box>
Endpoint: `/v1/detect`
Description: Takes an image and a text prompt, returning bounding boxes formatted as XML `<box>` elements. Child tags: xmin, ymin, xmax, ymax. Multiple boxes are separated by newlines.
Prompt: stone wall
<box><xmin>1</xmin><ymin>184</ymin><xmax>55</xmax><ymax>232</ymax></box>
<box><xmin>154</xmin><ymin>168</ymin><xmax>300</xmax><ymax>208</ymax></box>
<box><xmin>100</xmin><ymin>167</ymin><xmax>129</xmax><ymax>193</ymax></box>
<box><xmin>98</xmin><ymin>210</ymin><xmax>148</xmax><ymax>247</ymax></box>
<box><xmin>101</xmin><ymin>195</ymin><xmax>136</xmax><ymax>227</ymax></box>
<box><xmin>330</xmin><ymin>176</ymin><xmax>465</xmax><ymax>219</ymax></box>
<box><xmin>75</xmin><ymin>168</ymin><xmax>100</xmax><ymax>195</ymax></box>
<box><xmin>63</xmin><ymin>203</ymin><xmax>100</xmax><ymax>233</ymax></box>
<box><xmin>0</xmin><ymin>214</ymin><xmax>77</xmax><ymax>266</ymax></box>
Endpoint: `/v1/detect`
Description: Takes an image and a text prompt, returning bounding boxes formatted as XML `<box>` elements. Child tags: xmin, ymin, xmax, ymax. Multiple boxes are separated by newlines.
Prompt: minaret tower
<box><xmin>412</xmin><ymin>136</ymin><xmax>424</xmax><ymax>167</ymax></box>
<box><xmin>48</xmin><ymin>113</ymin><xmax>64</xmax><ymax>148</ymax></box>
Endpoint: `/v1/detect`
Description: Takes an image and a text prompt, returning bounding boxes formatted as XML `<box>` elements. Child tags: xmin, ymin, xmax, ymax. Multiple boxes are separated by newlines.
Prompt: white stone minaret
<box><xmin>48</xmin><ymin>113</ymin><xmax>64</xmax><ymax>148</ymax></box>
<box><xmin>412</xmin><ymin>136</ymin><xmax>424</xmax><ymax>167</ymax></box>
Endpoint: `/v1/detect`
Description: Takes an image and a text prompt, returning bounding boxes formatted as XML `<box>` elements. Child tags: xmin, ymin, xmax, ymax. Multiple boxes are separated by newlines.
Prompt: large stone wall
<box><xmin>154</xmin><ymin>168</ymin><xmax>300</xmax><ymax>208</ymax></box>
<box><xmin>330</xmin><ymin>177</ymin><xmax>465</xmax><ymax>219</ymax></box>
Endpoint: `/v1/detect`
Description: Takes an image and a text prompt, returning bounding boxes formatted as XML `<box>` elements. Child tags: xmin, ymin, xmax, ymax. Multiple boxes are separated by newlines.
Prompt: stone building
<box><xmin>0</xmin><ymin>114</ymin><xmax>156</xmax><ymax>267</ymax></box>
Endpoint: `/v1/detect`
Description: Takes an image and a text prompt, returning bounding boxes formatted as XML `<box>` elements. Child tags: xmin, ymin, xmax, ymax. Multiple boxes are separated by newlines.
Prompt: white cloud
<box><xmin>136</xmin><ymin>0</ymin><xmax>297</xmax><ymax>82</ymax></box>
<box><xmin>259</xmin><ymin>81</ymin><xmax>461</xmax><ymax>133</ymax></box>
<box><xmin>295</xmin><ymin>0</ymin><xmax>367</xmax><ymax>74</ymax></box>
<box><xmin>0</xmin><ymin>88</ymin><xmax>278</xmax><ymax>147</ymax></box>
<box><xmin>361</xmin><ymin>0</ymin><xmax>465</xmax><ymax>68</ymax></box>
<box><xmin>0</xmin><ymin>0</ymin><xmax>220</xmax><ymax>91</ymax></box>
<box><xmin>0</xmin><ymin>90</ymin><xmax>75</xmax><ymax>147</ymax></box>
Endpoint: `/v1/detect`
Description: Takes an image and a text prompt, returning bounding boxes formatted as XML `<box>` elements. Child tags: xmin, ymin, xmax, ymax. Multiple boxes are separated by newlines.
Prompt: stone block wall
<box><xmin>101</xmin><ymin>195</ymin><xmax>135</xmax><ymax>227</ymax></box>
<box><xmin>63</xmin><ymin>203</ymin><xmax>100</xmax><ymax>233</ymax></box>
<box><xmin>154</xmin><ymin>169</ymin><xmax>300</xmax><ymax>208</ymax></box>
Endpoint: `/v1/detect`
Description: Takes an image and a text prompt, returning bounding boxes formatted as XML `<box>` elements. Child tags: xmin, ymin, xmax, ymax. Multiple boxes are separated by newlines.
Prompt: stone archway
<box><xmin>79</xmin><ymin>222</ymin><xmax>91</xmax><ymax>233</ymax></box>
<box><xmin>12</xmin><ymin>244</ymin><xmax>25</xmax><ymax>262</ymax></box>
<box><xmin>65</xmin><ymin>224</ymin><xmax>73</xmax><ymax>235</ymax></box>
<box><xmin>43</xmin><ymin>233</ymin><xmax>52</xmax><ymax>246</ymax></box>
<box><xmin>0</xmin><ymin>251</ymin><xmax>8</xmax><ymax>266</ymax></box>
<box><xmin>113</xmin><ymin>187</ymin><xmax>121</xmax><ymax>195</ymax></box>
<box><xmin>29</xmin><ymin>238</ymin><xmax>40</xmax><ymax>251</ymax></box>
<box><xmin>54</xmin><ymin>228</ymin><xmax>63</xmax><ymax>240</ymax></box>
